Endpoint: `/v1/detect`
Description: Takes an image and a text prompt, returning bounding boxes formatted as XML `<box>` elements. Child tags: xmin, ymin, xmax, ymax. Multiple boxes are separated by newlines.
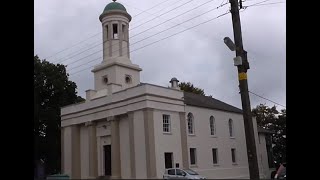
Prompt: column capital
<box><xmin>107</xmin><ymin>115</ymin><xmax>120</xmax><ymax>122</ymax></box>
<box><xmin>85</xmin><ymin>121</ymin><xmax>96</xmax><ymax>127</ymax></box>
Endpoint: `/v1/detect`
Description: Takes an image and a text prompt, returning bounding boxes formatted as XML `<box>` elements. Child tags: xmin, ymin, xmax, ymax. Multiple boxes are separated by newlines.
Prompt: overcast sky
<box><xmin>34</xmin><ymin>0</ymin><xmax>286</xmax><ymax>110</ymax></box>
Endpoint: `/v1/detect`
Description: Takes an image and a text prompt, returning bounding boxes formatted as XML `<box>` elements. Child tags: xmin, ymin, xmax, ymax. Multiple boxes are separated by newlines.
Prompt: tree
<box><xmin>178</xmin><ymin>82</ymin><xmax>205</xmax><ymax>95</ymax></box>
<box><xmin>252</xmin><ymin>104</ymin><xmax>286</xmax><ymax>165</ymax></box>
<box><xmin>34</xmin><ymin>55</ymin><xmax>84</xmax><ymax>176</ymax></box>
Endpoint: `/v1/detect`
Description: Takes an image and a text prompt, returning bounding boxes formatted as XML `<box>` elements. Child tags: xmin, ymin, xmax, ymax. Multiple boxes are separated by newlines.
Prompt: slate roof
<box><xmin>183</xmin><ymin>92</ymin><xmax>243</xmax><ymax>114</ymax></box>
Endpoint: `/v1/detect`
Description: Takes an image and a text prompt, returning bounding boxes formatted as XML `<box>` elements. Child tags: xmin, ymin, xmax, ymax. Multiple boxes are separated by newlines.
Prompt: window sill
<box><xmin>230</xmin><ymin>137</ymin><xmax>235</xmax><ymax>139</ymax></box>
<box><xmin>188</xmin><ymin>134</ymin><xmax>196</xmax><ymax>136</ymax></box>
<box><xmin>213</xmin><ymin>164</ymin><xmax>220</xmax><ymax>167</ymax></box>
<box><xmin>163</xmin><ymin>132</ymin><xmax>172</xmax><ymax>135</ymax></box>
<box><xmin>232</xmin><ymin>163</ymin><xmax>238</xmax><ymax>165</ymax></box>
<box><xmin>210</xmin><ymin>135</ymin><xmax>218</xmax><ymax>138</ymax></box>
<box><xmin>190</xmin><ymin>164</ymin><xmax>198</xmax><ymax>168</ymax></box>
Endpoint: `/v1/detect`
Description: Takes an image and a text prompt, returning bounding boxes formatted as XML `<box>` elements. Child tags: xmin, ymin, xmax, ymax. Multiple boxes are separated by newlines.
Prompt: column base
<box><xmin>110</xmin><ymin>175</ymin><xmax>121</xmax><ymax>179</ymax></box>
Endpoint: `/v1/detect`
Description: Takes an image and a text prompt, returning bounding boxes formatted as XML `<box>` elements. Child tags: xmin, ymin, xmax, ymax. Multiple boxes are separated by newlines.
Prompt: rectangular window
<box><xmin>163</xmin><ymin>114</ymin><xmax>171</xmax><ymax>133</ymax></box>
<box><xmin>112</xmin><ymin>24</ymin><xmax>118</xmax><ymax>39</ymax></box>
<box><xmin>231</xmin><ymin>148</ymin><xmax>236</xmax><ymax>163</ymax></box>
<box><xmin>212</xmin><ymin>148</ymin><xmax>218</xmax><ymax>164</ymax></box>
<box><xmin>190</xmin><ymin>148</ymin><xmax>197</xmax><ymax>165</ymax></box>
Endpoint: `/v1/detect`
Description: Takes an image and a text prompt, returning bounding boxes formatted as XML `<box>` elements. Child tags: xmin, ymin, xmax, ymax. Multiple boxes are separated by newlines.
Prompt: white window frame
<box><xmin>163</xmin><ymin>114</ymin><xmax>171</xmax><ymax>134</ymax></box>
<box><xmin>210</xmin><ymin>116</ymin><xmax>216</xmax><ymax>136</ymax></box>
<box><xmin>187</xmin><ymin>113</ymin><xmax>195</xmax><ymax>135</ymax></box>
<box><xmin>229</xmin><ymin>119</ymin><xmax>234</xmax><ymax>138</ymax></box>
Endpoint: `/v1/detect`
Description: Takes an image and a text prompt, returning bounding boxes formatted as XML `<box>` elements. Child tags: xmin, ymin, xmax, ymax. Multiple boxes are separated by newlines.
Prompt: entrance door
<box><xmin>164</xmin><ymin>152</ymin><xmax>173</xmax><ymax>169</ymax></box>
<box><xmin>104</xmin><ymin>145</ymin><xmax>111</xmax><ymax>176</ymax></box>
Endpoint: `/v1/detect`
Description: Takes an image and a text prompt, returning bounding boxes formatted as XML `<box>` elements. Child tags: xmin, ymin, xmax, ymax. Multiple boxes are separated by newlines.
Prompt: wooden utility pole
<box><xmin>228</xmin><ymin>0</ymin><xmax>260</xmax><ymax>179</ymax></box>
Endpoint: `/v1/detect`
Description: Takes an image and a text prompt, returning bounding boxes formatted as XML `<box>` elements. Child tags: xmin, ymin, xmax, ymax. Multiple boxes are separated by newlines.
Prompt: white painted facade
<box><xmin>60</xmin><ymin>1</ymin><xmax>274</xmax><ymax>179</ymax></box>
<box><xmin>153</xmin><ymin>109</ymin><xmax>184</xmax><ymax>178</ymax></box>
<box><xmin>184</xmin><ymin>106</ymin><xmax>250</xmax><ymax>179</ymax></box>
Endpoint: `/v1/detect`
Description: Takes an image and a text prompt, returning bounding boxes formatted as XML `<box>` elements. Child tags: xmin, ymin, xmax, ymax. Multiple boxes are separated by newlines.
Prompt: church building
<box><xmin>60</xmin><ymin>1</ymin><xmax>274</xmax><ymax>179</ymax></box>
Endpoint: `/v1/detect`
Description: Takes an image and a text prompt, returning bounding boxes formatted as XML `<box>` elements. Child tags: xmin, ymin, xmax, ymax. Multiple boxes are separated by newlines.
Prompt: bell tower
<box><xmin>88</xmin><ymin>0</ymin><xmax>142</xmax><ymax>100</ymax></box>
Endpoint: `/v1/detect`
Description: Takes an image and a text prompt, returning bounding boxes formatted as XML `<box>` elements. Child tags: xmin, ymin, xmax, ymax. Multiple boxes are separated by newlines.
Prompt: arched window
<box><xmin>210</xmin><ymin>116</ymin><xmax>215</xmax><ymax>136</ymax></box>
<box><xmin>187</xmin><ymin>113</ymin><xmax>194</xmax><ymax>135</ymax></box>
<box><xmin>229</xmin><ymin>119</ymin><xmax>234</xmax><ymax>137</ymax></box>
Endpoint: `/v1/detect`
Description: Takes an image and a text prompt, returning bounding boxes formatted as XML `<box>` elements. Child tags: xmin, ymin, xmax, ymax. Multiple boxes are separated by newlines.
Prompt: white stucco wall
<box><xmin>63</xmin><ymin>126</ymin><xmax>72</xmax><ymax>177</ymax></box>
<box><xmin>153</xmin><ymin>109</ymin><xmax>183</xmax><ymax>178</ymax></box>
<box><xmin>258</xmin><ymin>133</ymin><xmax>270</xmax><ymax>178</ymax></box>
<box><xmin>185</xmin><ymin>105</ymin><xmax>249</xmax><ymax>179</ymax></box>
<box><xmin>133</xmin><ymin>110</ymin><xmax>147</xmax><ymax>178</ymax></box>
<box><xmin>122</xmin><ymin>41</ymin><xmax>129</xmax><ymax>58</ymax></box>
<box><xmin>94</xmin><ymin>65</ymin><xmax>116</xmax><ymax>91</ymax></box>
<box><xmin>119</xmin><ymin>116</ymin><xmax>131</xmax><ymax>178</ymax></box>
<box><xmin>253</xmin><ymin>117</ymin><xmax>273</xmax><ymax>179</ymax></box>
<box><xmin>61</xmin><ymin>82</ymin><xmax>271</xmax><ymax>179</ymax></box>
<box><xmin>115</xmin><ymin>65</ymin><xmax>140</xmax><ymax>89</ymax></box>
<box><xmin>80</xmin><ymin>126</ymin><xmax>89</xmax><ymax>179</ymax></box>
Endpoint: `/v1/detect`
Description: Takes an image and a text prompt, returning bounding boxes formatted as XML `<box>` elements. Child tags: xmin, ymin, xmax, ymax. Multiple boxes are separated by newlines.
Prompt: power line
<box><xmin>220</xmin><ymin>0</ymin><xmax>226</xmax><ymax>6</ymax></box>
<box><xmin>130</xmin><ymin>0</ymin><xmax>196</xmax><ymax>30</ymax></box>
<box><xmin>54</xmin><ymin>40</ymin><xmax>102</xmax><ymax>64</ymax></box>
<box><xmin>131</xmin><ymin>0</ymin><xmax>188</xmax><ymax>23</ymax></box>
<box><xmin>43</xmin><ymin>32</ymin><xmax>101</xmax><ymax>60</ymax></box>
<box><xmin>249</xmin><ymin>90</ymin><xmax>286</xmax><ymax>108</ymax></box>
<box><xmin>127</xmin><ymin>0</ymin><xmax>220</xmax><ymax>37</ymax></box>
<box><xmin>247</xmin><ymin>2</ymin><xmax>285</xmax><ymax>7</ymax></box>
<box><xmin>69</xmin><ymin>11</ymin><xmax>230</xmax><ymax>76</ymax></box>
<box><xmin>122</xmin><ymin>0</ymin><xmax>173</xmax><ymax>17</ymax></box>
<box><xmin>55</xmin><ymin>0</ymin><xmax>222</xmax><ymax>65</ymax></box>
<box><xmin>129</xmin><ymin>4</ymin><xmax>228</xmax><ymax>49</ymax></box>
<box><xmin>246</xmin><ymin>0</ymin><xmax>272</xmax><ymax>6</ymax></box>
<box><xmin>43</xmin><ymin>0</ymin><xmax>174</xmax><ymax>61</ymax></box>
<box><xmin>60</xmin><ymin>1</ymin><xmax>228</xmax><ymax>70</ymax></box>
<box><xmin>51</xmin><ymin>0</ymin><xmax>213</xmax><ymax>64</ymax></box>
<box><xmin>66</xmin><ymin>3</ymin><xmax>229</xmax><ymax>71</ymax></box>
<box><xmin>132</xmin><ymin>0</ymin><xmax>226</xmax><ymax>39</ymax></box>
<box><xmin>61</xmin><ymin>0</ymin><xmax>275</xmax><ymax>72</ymax></box>
<box><xmin>64</xmin><ymin>0</ymin><xmax>269</xmax><ymax>71</ymax></box>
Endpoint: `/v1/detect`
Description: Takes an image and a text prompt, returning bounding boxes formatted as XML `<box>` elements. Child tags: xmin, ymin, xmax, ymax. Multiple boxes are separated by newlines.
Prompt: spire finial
<box><xmin>112</xmin><ymin>0</ymin><xmax>116</xmax><ymax>2</ymax></box>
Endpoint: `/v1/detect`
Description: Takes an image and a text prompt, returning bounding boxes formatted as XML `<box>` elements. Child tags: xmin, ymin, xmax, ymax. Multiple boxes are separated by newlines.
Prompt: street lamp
<box><xmin>224</xmin><ymin>37</ymin><xmax>243</xmax><ymax>66</ymax></box>
<box><xmin>223</xmin><ymin>37</ymin><xmax>236</xmax><ymax>51</ymax></box>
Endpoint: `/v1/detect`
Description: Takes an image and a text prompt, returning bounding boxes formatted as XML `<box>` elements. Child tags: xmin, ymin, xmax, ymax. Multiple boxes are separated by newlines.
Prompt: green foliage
<box><xmin>178</xmin><ymin>82</ymin><xmax>205</xmax><ymax>95</ymax></box>
<box><xmin>34</xmin><ymin>55</ymin><xmax>84</xmax><ymax>175</ymax></box>
<box><xmin>252</xmin><ymin>104</ymin><xmax>286</xmax><ymax>165</ymax></box>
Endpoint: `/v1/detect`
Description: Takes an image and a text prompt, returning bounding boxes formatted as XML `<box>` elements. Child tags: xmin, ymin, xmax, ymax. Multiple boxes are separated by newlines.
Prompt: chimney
<box><xmin>169</xmin><ymin>77</ymin><xmax>179</xmax><ymax>90</ymax></box>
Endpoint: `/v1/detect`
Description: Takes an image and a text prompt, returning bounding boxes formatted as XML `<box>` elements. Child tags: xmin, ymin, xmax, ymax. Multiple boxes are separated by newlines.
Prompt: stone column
<box><xmin>143</xmin><ymin>108</ymin><xmax>157</xmax><ymax>178</ymax></box>
<box><xmin>179</xmin><ymin>112</ymin><xmax>189</xmax><ymax>169</ymax></box>
<box><xmin>71</xmin><ymin>125</ymin><xmax>81</xmax><ymax>179</ymax></box>
<box><xmin>118</xmin><ymin>20</ymin><xmax>123</xmax><ymax>56</ymax></box>
<box><xmin>85</xmin><ymin>121</ymin><xmax>98</xmax><ymax>178</ymax></box>
<box><xmin>128</xmin><ymin>112</ymin><xmax>136</xmax><ymax>178</ymax></box>
<box><xmin>61</xmin><ymin>128</ymin><xmax>64</xmax><ymax>174</ymax></box>
<box><xmin>110</xmin><ymin>116</ymin><xmax>121</xmax><ymax>178</ymax></box>
<box><xmin>108</xmin><ymin>22</ymin><xmax>112</xmax><ymax>57</ymax></box>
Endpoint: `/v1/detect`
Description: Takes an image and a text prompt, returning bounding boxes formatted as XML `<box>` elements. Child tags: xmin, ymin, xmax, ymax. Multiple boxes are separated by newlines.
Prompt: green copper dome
<box><xmin>99</xmin><ymin>0</ymin><xmax>131</xmax><ymax>22</ymax></box>
<box><xmin>103</xmin><ymin>1</ymin><xmax>127</xmax><ymax>13</ymax></box>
